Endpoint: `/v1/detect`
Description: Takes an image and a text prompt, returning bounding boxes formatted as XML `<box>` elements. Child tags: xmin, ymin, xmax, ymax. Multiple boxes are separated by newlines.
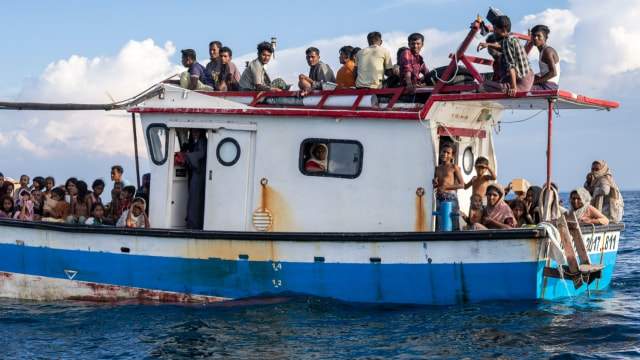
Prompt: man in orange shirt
<box><xmin>335</xmin><ymin>45</ymin><xmax>355</xmax><ymax>89</ymax></box>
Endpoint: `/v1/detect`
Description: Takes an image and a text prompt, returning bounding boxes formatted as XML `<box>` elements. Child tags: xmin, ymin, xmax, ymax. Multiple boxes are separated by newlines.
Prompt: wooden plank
<box><xmin>566</xmin><ymin>218</ymin><xmax>592</xmax><ymax>265</ymax></box>
<box><xmin>555</xmin><ymin>217</ymin><xmax>583</xmax><ymax>289</ymax></box>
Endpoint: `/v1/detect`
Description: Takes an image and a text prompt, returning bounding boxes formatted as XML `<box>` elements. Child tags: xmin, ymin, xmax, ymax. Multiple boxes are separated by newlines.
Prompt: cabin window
<box><xmin>146</xmin><ymin>124</ymin><xmax>168</xmax><ymax>165</ymax></box>
<box><xmin>216</xmin><ymin>137</ymin><xmax>241</xmax><ymax>166</ymax></box>
<box><xmin>462</xmin><ymin>146</ymin><xmax>474</xmax><ymax>175</ymax></box>
<box><xmin>300</xmin><ymin>138</ymin><xmax>363</xmax><ymax>178</ymax></box>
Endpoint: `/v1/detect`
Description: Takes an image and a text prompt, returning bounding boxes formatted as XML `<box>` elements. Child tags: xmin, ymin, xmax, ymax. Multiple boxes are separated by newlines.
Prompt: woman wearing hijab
<box><xmin>540</xmin><ymin>182</ymin><xmax>567</xmax><ymax>221</ymax></box>
<box><xmin>584</xmin><ymin>160</ymin><xmax>624</xmax><ymax>223</ymax></box>
<box><xmin>472</xmin><ymin>183</ymin><xmax>515</xmax><ymax>230</ymax></box>
<box><xmin>305</xmin><ymin>143</ymin><xmax>328</xmax><ymax>173</ymax></box>
<box><xmin>567</xmin><ymin>188</ymin><xmax>609</xmax><ymax>225</ymax></box>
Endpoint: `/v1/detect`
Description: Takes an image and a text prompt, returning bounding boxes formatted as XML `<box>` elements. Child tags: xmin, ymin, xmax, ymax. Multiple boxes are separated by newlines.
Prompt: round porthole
<box><xmin>216</xmin><ymin>137</ymin><xmax>241</xmax><ymax>166</ymax></box>
<box><xmin>462</xmin><ymin>146</ymin><xmax>474</xmax><ymax>175</ymax></box>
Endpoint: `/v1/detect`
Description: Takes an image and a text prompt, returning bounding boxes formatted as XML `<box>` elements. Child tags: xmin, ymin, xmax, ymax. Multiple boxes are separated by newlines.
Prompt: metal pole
<box><xmin>546</xmin><ymin>100</ymin><xmax>553</xmax><ymax>190</ymax></box>
<box><xmin>132</xmin><ymin>113</ymin><xmax>141</xmax><ymax>190</ymax></box>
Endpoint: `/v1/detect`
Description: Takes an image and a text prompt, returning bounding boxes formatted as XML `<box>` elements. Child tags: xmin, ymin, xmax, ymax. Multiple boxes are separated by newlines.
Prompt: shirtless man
<box><xmin>432</xmin><ymin>144</ymin><xmax>464</xmax><ymax>230</ymax></box>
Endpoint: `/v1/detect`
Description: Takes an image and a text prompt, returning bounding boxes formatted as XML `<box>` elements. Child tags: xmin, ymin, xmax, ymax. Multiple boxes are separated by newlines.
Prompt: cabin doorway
<box><xmin>203</xmin><ymin>129</ymin><xmax>255</xmax><ymax>231</ymax></box>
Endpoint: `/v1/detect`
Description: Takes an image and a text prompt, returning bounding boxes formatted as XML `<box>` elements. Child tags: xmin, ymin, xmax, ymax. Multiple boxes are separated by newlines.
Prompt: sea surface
<box><xmin>1</xmin><ymin>192</ymin><xmax>638</xmax><ymax>359</ymax></box>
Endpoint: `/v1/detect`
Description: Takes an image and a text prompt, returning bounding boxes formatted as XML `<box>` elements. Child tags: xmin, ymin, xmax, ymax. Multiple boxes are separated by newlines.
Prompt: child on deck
<box><xmin>13</xmin><ymin>175</ymin><xmax>30</xmax><ymax>201</ymax></box>
<box><xmin>85</xmin><ymin>202</ymin><xmax>105</xmax><ymax>226</ymax></box>
<box><xmin>116</xmin><ymin>197</ymin><xmax>150</xmax><ymax>228</ymax></box>
<box><xmin>104</xmin><ymin>182</ymin><xmax>123</xmax><ymax>225</ymax></box>
<box><xmin>432</xmin><ymin>144</ymin><xmax>464</xmax><ymax>230</ymax></box>
<box><xmin>464</xmin><ymin>157</ymin><xmax>496</xmax><ymax>203</ymax></box>
<box><xmin>13</xmin><ymin>189</ymin><xmax>34</xmax><ymax>220</ymax></box>
<box><xmin>460</xmin><ymin>194</ymin><xmax>484</xmax><ymax>230</ymax></box>
<box><xmin>509</xmin><ymin>199</ymin><xmax>531</xmax><ymax>227</ymax></box>
<box><xmin>30</xmin><ymin>176</ymin><xmax>45</xmax><ymax>192</ymax></box>
<box><xmin>42</xmin><ymin>188</ymin><xmax>70</xmax><ymax>222</ymax></box>
<box><xmin>91</xmin><ymin>179</ymin><xmax>105</xmax><ymax>204</ymax></box>
<box><xmin>44</xmin><ymin>176</ymin><xmax>55</xmax><ymax>200</ymax></box>
<box><xmin>67</xmin><ymin>180</ymin><xmax>92</xmax><ymax>224</ymax></box>
<box><xmin>0</xmin><ymin>195</ymin><xmax>15</xmax><ymax>218</ymax></box>
<box><xmin>119</xmin><ymin>185</ymin><xmax>136</xmax><ymax>217</ymax></box>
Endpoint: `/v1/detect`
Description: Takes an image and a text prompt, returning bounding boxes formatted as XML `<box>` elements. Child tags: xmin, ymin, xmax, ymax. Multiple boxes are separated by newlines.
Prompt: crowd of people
<box><xmin>433</xmin><ymin>145</ymin><xmax>624</xmax><ymax>231</ymax></box>
<box><xmin>0</xmin><ymin>165</ymin><xmax>150</xmax><ymax>228</ymax></box>
<box><xmin>164</xmin><ymin>14</ymin><xmax>557</xmax><ymax>98</ymax></box>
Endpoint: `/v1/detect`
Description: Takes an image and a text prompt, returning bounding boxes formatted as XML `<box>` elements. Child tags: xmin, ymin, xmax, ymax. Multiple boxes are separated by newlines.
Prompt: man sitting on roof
<box><xmin>206</xmin><ymin>40</ymin><xmax>223</xmax><ymax>85</ymax></box>
<box><xmin>477</xmin><ymin>15</ymin><xmax>533</xmax><ymax>97</ymax></box>
<box><xmin>164</xmin><ymin>49</ymin><xmax>216</xmax><ymax>91</ymax></box>
<box><xmin>239</xmin><ymin>42</ymin><xmax>284</xmax><ymax>92</ymax></box>
<box><xmin>353</xmin><ymin>31</ymin><xmax>393</xmax><ymax>89</ymax></box>
<box><xmin>397</xmin><ymin>33</ymin><xmax>429</xmax><ymax>95</ymax></box>
<box><xmin>298</xmin><ymin>47</ymin><xmax>335</xmax><ymax>90</ymax></box>
<box><xmin>216</xmin><ymin>46</ymin><xmax>241</xmax><ymax>91</ymax></box>
<box><xmin>335</xmin><ymin>46</ymin><xmax>355</xmax><ymax>89</ymax></box>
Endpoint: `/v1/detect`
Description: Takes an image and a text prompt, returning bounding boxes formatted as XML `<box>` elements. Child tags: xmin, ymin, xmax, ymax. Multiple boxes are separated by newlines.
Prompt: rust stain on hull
<box><xmin>259</xmin><ymin>182</ymin><xmax>295</xmax><ymax>232</ymax></box>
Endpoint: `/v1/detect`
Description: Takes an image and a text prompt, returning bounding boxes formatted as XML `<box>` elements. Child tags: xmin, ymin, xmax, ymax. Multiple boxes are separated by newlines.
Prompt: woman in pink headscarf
<box><xmin>472</xmin><ymin>183</ymin><xmax>515</xmax><ymax>230</ymax></box>
<box><xmin>584</xmin><ymin>160</ymin><xmax>624</xmax><ymax>223</ymax></box>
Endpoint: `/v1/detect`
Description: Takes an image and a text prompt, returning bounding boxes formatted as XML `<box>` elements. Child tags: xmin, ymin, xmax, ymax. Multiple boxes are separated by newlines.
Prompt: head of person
<box><xmin>439</xmin><ymin>144</ymin><xmax>455</xmax><ymax>163</ymax></box>
<box><xmin>91</xmin><ymin>202</ymin><xmax>105</xmax><ymax>219</ymax></box>
<box><xmin>366</xmin><ymin>31</ymin><xmax>382</xmax><ymax>46</ymax></box>
<box><xmin>311</xmin><ymin>143</ymin><xmax>327</xmax><ymax>161</ymax></box>
<box><xmin>486</xmin><ymin>184</ymin><xmax>504</xmax><ymax>207</ymax></box>
<box><xmin>76</xmin><ymin>180</ymin><xmax>89</xmax><ymax>199</ymax></box>
<box><xmin>531</xmin><ymin>25</ymin><xmax>550</xmax><ymax>48</ymax></box>
<box><xmin>0</xmin><ymin>172</ymin><xmax>4</xmax><ymax>187</ymax></box>
<box><xmin>31</xmin><ymin>190</ymin><xmax>43</xmax><ymax>204</ymax></box>
<box><xmin>470</xmin><ymin>194</ymin><xmax>483</xmax><ymax>210</ymax></box>
<box><xmin>45</xmin><ymin>176</ymin><xmax>55</xmax><ymax>190</ymax></box>
<box><xmin>257</xmin><ymin>42</ymin><xmax>274</xmax><ymax>65</ymax></box>
<box><xmin>33</xmin><ymin>176</ymin><xmax>45</xmax><ymax>190</ymax></box>
<box><xmin>51</xmin><ymin>187</ymin><xmax>65</xmax><ymax>201</ymax></box>
<box><xmin>92</xmin><ymin>179</ymin><xmax>105</xmax><ymax>197</ymax></box>
<box><xmin>2</xmin><ymin>196</ymin><xmax>13</xmax><ymax>212</ymax></box>
<box><xmin>122</xmin><ymin>185</ymin><xmax>136</xmax><ymax>200</ymax></box>
<box><xmin>131</xmin><ymin>197</ymin><xmax>146</xmax><ymax>216</ymax></box>
<box><xmin>510</xmin><ymin>199</ymin><xmax>526</xmax><ymax>219</ymax></box>
<box><xmin>397</xmin><ymin>47</ymin><xmax>409</xmax><ymax>63</ymax></box>
<box><xmin>570</xmin><ymin>188</ymin><xmax>591</xmax><ymax>211</ymax></box>
<box><xmin>350</xmin><ymin>47</ymin><xmax>361</xmax><ymax>61</ymax></box>
<box><xmin>113</xmin><ymin>181</ymin><xmax>124</xmax><ymax>196</ymax></box>
<box><xmin>475</xmin><ymin>157</ymin><xmax>489</xmax><ymax>173</ymax></box>
<box><xmin>19</xmin><ymin>189</ymin><xmax>30</xmax><ymax>201</ymax></box>
<box><xmin>19</xmin><ymin>175</ymin><xmax>29</xmax><ymax>187</ymax></box>
<box><xmin>219</xmin><ymin>46</ymin><xmax>232</xmax><ymax>65</ymax></box>
<box><xmin>407</xmin><ymin>33</ymin><xmax>424</xmax><ymax>55</ymax></box>
<box><xmin>5</xmin><ymin>183</ymin><xmax>13</xmax><ymax>196</ymax></box>
<box><xmin>305</xmin><ymin>47</ymin><xmax>320</xmax><ymax>67</ymax></box>
<box><xmin>191</xmin><ymin>128</ymin><xmax>204</xmax><ymax>140</ymax></box>
<box><xmin>65</xmin><ymin>177</ymin><xmax>78</xmax><ymax>196</ymax></box>
<box><xmin>209</xmin><ymin>40</ymin><xmax>222</xmax><ymax>61</ymax></box>
<box><xmin>591</xmin><ymin>160</ymin><xmax>607</xmax><ymax>174</ymax></box>
<box><xmin>492</xmin><ymin>15</ymin><xmax>512</xmax><ymax>39</ymax></box>
<box><xmin>180</xmin><ymin>49</ymin><xmax>197</xmax><ymax>68</ymax></box>
<box><xmin>110</xmin><ymin>165</ymin><xmax>124</xmax><ymax>182</ymax></box>
<box><xmin>339</xmin><ymin>46</ymin><xmax>354</xmax><ymax>65</ymax></box>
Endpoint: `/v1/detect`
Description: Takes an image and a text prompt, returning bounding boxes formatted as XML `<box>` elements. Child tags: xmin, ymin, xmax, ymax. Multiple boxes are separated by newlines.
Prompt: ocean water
<box><xmin>0</xmin><ymin>192</ymin><xmax>638</xmax><ymax>359</ymax></box>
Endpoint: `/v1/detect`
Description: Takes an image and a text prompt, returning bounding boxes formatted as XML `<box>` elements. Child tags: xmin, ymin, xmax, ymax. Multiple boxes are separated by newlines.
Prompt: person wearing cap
<box><xmin>165</xmin><ymin>49</ymin><xmax>216</xmax><ymax>91</ymax></box>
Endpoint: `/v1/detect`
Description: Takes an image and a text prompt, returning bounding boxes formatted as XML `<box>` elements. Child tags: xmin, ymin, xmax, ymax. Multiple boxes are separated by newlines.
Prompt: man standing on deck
<box><xmin>206</xmin><ymin>41</ymin><xmax>223</xmax><ymax>85</ymax></box>
<box><xmin>298</xmin><ymin>47</ymin><xmax>335</xmax><ymax>90</ymax></box>
<box><xmin>476</xmin><ymin>15</ymin><xmax>533</xmax><ymax>97</ymax></box>
<box><xmin>110</xmin><ymin>165</ymin><xmax>132</xmax><ymax>188</ymax></box>
<box><xmin>353</xmin><ymin>31</ymin><xmax>393</xmax><ymax>89</ymax></box>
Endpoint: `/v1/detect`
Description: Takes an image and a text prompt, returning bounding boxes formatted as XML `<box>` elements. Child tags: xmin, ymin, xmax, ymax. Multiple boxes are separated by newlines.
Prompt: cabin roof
<box><xmin>127</xmin><ymin>84</ymin><xmax>619</xmax><ymax>121</ymax></box>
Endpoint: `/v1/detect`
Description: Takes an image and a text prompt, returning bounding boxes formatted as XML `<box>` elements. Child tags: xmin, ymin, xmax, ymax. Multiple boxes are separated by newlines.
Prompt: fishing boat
<box><xmin>0</xmin><ymin>16</ymin><xmax>623</xmax><ymax>305</ymax></box>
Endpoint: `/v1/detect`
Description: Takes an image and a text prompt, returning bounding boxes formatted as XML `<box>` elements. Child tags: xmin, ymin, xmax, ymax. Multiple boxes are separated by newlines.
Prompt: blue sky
<box><xmin>0</xmin><ymin>0</ymin><xmax>638</xmax><ymax>191</ymax></box>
